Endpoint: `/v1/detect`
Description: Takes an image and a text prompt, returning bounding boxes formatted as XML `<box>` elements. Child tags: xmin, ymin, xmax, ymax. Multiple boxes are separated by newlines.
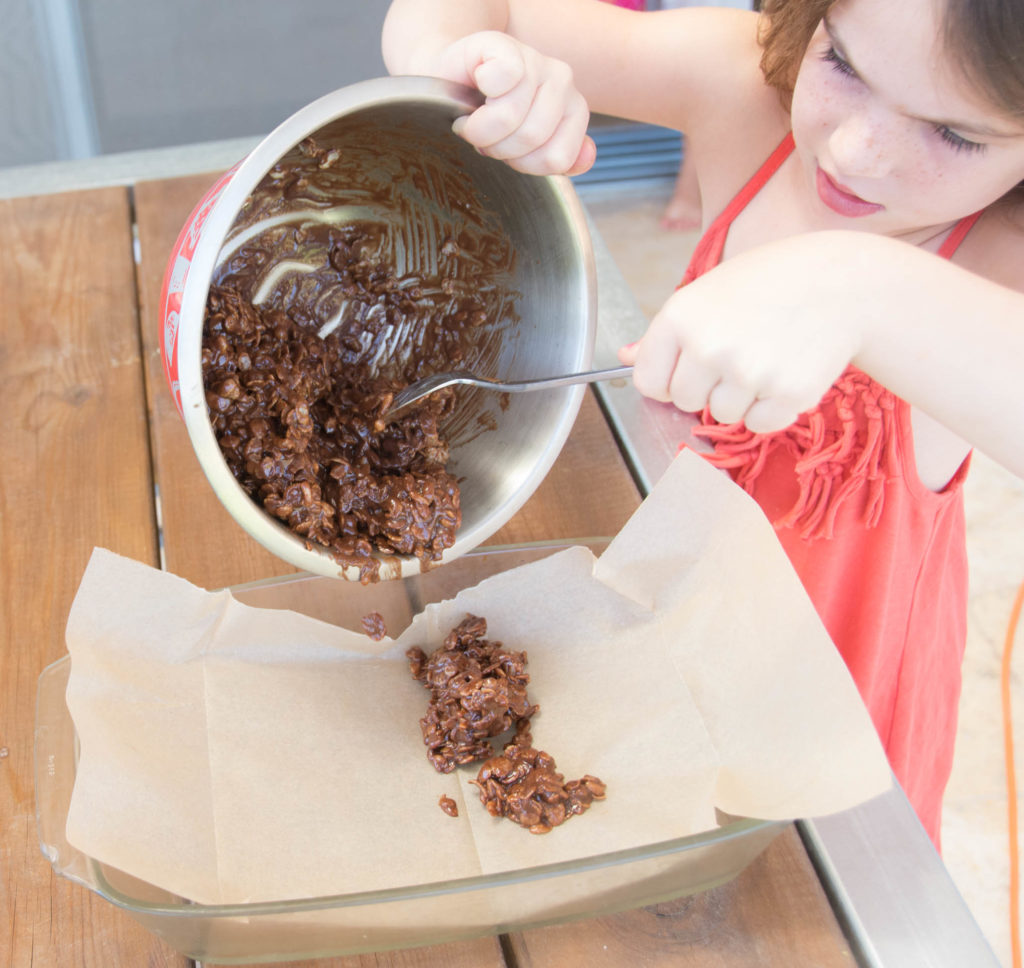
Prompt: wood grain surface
<box><xmin>505</xmin><ymin>827</ymin><xmax>856</xmax><ymax>968</ymax></box>
<box><xmin>0</xmin><ymin>188</ymin><xmax>182</xmax><ymax>967</ymax></box>
<box><xmin>2</xmin><ymin>175</ymin><xmax>855</xmax><ymax>967</ymax></box>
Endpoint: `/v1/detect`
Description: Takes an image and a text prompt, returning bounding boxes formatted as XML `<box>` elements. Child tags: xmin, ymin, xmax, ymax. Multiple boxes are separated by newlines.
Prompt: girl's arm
<box><xmin>382</xmin><ymin>0</ymin><xmax>507</xmax><ymax>76</ymax></box>
<box><xmin>619</xmin><ymin>230</ymin><xmax>1024</xmax><ymax>479</ymax></box>
<box><xmin>382</xmin><ymin>0</ymin><xmax>595</xmax><ymax>174</ymax></box>
<box><xmin>382</xmin><ymin>0</ymin><xmax>765</xmax><ymax>175</ymax></box>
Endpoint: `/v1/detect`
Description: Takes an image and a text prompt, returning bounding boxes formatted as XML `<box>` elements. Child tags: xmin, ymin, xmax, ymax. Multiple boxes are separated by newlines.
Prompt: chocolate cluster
<box><xmin>473</xmin><ymin>744</ymin><xmax>607</xmax><ymax>835</ymax></box>
<box><xmin>408</xmin><ymin>615</ymin><xmax>605</xmax><ymax>833</ymax></box>
<box><xmin>406</xmin><ymin>614</ymin><xmax>537</xmax><ymax>772</ymax></box>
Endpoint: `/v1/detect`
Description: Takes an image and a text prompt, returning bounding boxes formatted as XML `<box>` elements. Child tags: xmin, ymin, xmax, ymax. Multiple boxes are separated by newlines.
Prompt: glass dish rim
<box><xmin>86</xmin><ymin>793</ymin><xmax>779</xmax><ymax>918</ymax></box>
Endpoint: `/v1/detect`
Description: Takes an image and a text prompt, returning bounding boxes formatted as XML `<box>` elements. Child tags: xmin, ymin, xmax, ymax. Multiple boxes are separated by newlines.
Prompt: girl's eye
<box><xmin>821</xmin><ymin>45</ymin><xmax>857</xmax><ymax>79</ymax></box>
<box><xmin>933</xmin><ymin>124</ymin><xmax>985</xmax><ymax>155</ymax></box>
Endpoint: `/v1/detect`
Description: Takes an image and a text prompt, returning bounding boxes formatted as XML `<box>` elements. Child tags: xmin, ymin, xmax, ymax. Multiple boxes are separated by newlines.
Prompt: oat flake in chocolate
<box><xmin>202</xmin><ymin>130</ymin><xmax>518</xmax><ymax>582</ymax></box>
<box><xmin>361</xmin><ymin>611</ymin><xmax>388</xmax><ymax>641</ymax></box>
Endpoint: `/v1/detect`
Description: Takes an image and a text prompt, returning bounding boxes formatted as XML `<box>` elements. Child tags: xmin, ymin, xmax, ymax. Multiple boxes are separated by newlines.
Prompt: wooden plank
<box><xmin>216</xmin><ymin>938</ymin><xmax>508</xmax><ymax>968</ymax></box>
<box><xmin>0</xmin><ymin>188</ymin><xmax>184</xmax><ymax>966</ymax></box>
<box><xmin>505</xmin><ymin>827</ymin><xmax>856</xmax><ymax>968</ymax></box>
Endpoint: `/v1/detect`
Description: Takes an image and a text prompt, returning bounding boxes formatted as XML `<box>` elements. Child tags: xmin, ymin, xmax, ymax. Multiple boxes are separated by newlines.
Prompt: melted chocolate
<box><xmin>201</xmin><ymin>132</ymin><xmax>519</xmax><ymax>580</ymax></box>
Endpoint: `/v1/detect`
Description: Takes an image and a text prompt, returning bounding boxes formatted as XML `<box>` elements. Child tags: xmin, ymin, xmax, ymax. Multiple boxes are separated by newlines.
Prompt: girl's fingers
<box><xmin>465</xmin><ymin>86</ymin><xmax>590</xmax><ymax>174</ymax></box>
<box><xmin>665</xmin><ymin>351</ymin><xmax>718</xmax><ymax>413</ymax></box>
<box><xmin>483</xmin><ymin>74</ymin><xmax>579</xmax><ymax>153</ymax></box>
<box><xmin>497</xmin><ymin>103</ymin><xmax>593</xmax><ymax>175</ymax></box>
<box><xmin>443</xmin><ymin>34</ymin><xmax>591</xmax><ymax>176</ymax></box>
<box><xmin>478</xmin><ymin>95</ymin><xmax>565</xmax><ymax>160</ymax></box>
<box><xmin>706</xmin><ymin>380</ymin><xmax>757</xmax><ymax>426</ymax></box>
<box><xmin>632</xmin><ymin>325</ymin><xmax>725</xmax><ymax>411</ymax></box>
<box><xmin>472</xmin><ymin>49</ymin><xmax>527</xmax><ymax>99</ymax></box>
<box><xmin>566</xmin><ymin>134</ymin><xmax>597</xmax><ymax>176</ymax></box>
<box><xmin>629</xmin><ymin>329</ymin><xmax>676</xmax><ymax>404</ymax></box>
<box><xmin>457</xmin><ymin>89</ymin><xmax>533</xmax><ymax>150</ymax></box>
<box><xmin>742</xmin><ymin>397</ymin><xmax>800</xmax><ymax>434</ymax></box>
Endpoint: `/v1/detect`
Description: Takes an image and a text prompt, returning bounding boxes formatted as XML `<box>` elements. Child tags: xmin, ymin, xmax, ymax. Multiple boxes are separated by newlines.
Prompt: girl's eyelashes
<box><xmin>821</xmin><ymin>45</ymin><xmax>856</xmax><ymax>79</ymax></box>
<box><xmin>820</xmin><ymin>42</ymin><xmax>987</xmax><ymax>156</ymax></box>
<box><xmin>933</xmin><ymin>124</ymin><xmax>985</xmax><ymax>154</ymax></box>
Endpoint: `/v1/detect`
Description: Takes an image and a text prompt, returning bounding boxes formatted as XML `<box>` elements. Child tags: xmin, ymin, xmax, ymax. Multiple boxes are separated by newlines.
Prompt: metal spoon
<box><xmin>383</xmin><ymin>364</ymin><xmax>634</xmax><ymax>421</ymax></box>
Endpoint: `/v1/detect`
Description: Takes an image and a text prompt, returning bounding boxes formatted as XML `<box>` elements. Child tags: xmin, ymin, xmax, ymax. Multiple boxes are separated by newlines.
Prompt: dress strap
<box><xmin>937</xmin><ymin>210</ymin><xmax>983</xmax><ymax>259</ymax></box>
<box><xmin>681</xmin><ymin>132</ymin><xmax>796</xmax><ymax>285</ymax></box>
<box><xmin>714</xmin><ymin>132</ymin><xmax>796</xmax><ymax>227</ymax></box>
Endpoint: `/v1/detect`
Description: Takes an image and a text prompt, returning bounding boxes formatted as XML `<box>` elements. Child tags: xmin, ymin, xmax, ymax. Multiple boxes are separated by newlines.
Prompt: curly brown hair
<box><xmin>757</xmin><ymin>0</ymin><xmax>832</xmax><ymax>104</ymax></box>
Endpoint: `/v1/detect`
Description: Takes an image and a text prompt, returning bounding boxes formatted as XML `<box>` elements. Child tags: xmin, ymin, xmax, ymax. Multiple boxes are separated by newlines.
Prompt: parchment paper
<box><xmin>64</xmin><ymin>449</ymin><xmax>890</xmax><ymax>905</ymax></box>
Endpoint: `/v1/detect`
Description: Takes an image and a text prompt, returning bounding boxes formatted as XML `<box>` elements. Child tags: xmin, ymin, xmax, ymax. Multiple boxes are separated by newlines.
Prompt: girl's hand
<box><xmin>617</xmin><ymin>236</ymin><xmax>865</xmax><ymax>433</ymax></box>
<box><xmin>433</xmin><ymin>31</ymin><xmax>596</xmax><ymax>176</ymax></box>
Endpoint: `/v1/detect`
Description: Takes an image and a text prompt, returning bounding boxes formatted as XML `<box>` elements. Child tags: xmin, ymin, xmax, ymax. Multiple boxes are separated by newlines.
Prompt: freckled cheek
<box><xmin>896</xmin><ymin>154</ymin><xmax>970</xmax><ymax>220</ymax></box>
<box><xmin>791</xmin><ymin>70</ymin><xmax>845</xmax><ymax>138</ymax></box>
<box><xmin>899</xmin><ymin>141</ymin><xmax>949</xmax><ymax>191</ymax></box>
<box><xmin>912</xmin><ymin>158</ymin><xmax>991</xmax><ymax>218</ymax></box>
<box><xmin>908</xmin><ymin>157</ymin><xmax>936</xmax><ymax>188</ymax></box>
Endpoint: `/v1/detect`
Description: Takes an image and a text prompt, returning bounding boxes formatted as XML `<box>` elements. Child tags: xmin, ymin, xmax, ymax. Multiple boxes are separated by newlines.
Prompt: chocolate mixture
<box><xmin>408</xmin><ymin>615</ymin><xmax>606</xmax><ymax>833</ymax></box>
<box><xmin>406</xmin><ymin>614</ymin><xmax>537</xmax><ymax>773</ymax></box>
<box><xmin>473</xmin><ymin>744</ymin><xmax>606</xmax><ymax>835</ymax></box>
<box><xmin>203</xmin><ymin>282</ymin><xmax>460</xmax><ymax>582</ymax></box>
<box><xmin>201</xmin><ymin>131</ymin><xmax>518</xmax><ymax>581</ymax></box>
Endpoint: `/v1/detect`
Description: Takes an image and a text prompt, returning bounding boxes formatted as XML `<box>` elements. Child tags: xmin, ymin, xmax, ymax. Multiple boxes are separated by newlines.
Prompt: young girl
<box><xmin>381</xmin><ymin>0</ymin><xmax>1024</xmax><ymax>848</ymax></box>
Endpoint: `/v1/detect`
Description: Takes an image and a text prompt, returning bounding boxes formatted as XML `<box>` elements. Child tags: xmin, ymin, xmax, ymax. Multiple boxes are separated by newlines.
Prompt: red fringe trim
<box><xmin>691</xmin><ymin>367</ymin><xmax>899</xmax><ymax>540</ymax></box>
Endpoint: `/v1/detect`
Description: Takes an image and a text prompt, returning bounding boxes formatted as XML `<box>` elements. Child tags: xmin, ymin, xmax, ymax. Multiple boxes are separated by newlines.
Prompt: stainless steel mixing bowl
<box><xmin>160</xmin><ymin>76</ymin><xmax>596</xmax><ymax>580</ymax></box>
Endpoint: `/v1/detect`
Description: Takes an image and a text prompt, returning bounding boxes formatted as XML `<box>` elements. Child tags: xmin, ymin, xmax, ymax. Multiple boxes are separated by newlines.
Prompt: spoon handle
<box><xmin>385</xmin><ymin>364</ymin><xmax>633</xmax><ymax>421</ymax></box>
<box><xmin>494</xmin><ymin>364</ymin><xmax>634</xmax><ymax>393</ymax></box>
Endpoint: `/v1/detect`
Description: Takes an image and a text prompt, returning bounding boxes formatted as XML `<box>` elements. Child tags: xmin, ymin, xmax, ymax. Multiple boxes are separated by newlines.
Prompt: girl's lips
<box><xmin>815</xmin><ymin>167</ymin><xmax>884</xmax><ymax>217</ymax></box>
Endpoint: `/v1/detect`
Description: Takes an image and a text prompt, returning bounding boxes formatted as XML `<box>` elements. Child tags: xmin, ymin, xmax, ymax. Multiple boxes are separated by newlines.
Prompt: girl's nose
<box><xmin>827</xmin><ymin>110</ymin><xmax>893</xmax><ymax>180</ymax></box>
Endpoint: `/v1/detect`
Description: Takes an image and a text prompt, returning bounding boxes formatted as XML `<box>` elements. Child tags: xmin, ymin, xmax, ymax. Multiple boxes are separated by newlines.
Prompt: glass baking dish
<box><xmin>35</xmin><ymin>540</ymin><xmax>785</xmax><ymax>964</ymax></box>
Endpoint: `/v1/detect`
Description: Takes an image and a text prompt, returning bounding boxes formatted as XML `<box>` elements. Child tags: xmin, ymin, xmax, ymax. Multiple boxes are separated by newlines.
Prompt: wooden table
<box><xmin>2</xmin><ymin>173</ymin><xmax>859</xmax><ymax>967</ymax></box>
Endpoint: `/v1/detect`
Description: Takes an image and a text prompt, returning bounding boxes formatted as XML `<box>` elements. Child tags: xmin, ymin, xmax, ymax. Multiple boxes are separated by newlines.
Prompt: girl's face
<box><xmin>789</xmin><ymin>0</ymin><xmax>1024</xmax><ymax>240</ymax></box>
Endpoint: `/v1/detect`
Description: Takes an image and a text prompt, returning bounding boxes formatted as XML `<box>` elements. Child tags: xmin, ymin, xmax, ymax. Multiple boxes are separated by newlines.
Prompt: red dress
<box><xmin>683</xmin><ymin>133</ymin><xmax>981</xmax><ymax>847</ymax></box>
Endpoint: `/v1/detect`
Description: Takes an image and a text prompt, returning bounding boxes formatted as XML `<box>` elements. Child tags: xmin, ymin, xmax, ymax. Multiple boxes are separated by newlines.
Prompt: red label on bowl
<box><xmin>158</xmin><ymin>164</ymin><xmax>239</xmax><ymax>416</ymax></box>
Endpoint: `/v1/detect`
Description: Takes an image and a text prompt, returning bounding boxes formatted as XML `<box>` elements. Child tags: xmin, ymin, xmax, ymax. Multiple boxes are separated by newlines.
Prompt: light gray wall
<box><xmin>0</xmin><ymin>0</ymin><xmax>388</xmax><ymax>169</ymax></box>
<box><xmin>0</xmin><ymin>0</ymin><xmax>66</xmax><ymax>166</ymax></box>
